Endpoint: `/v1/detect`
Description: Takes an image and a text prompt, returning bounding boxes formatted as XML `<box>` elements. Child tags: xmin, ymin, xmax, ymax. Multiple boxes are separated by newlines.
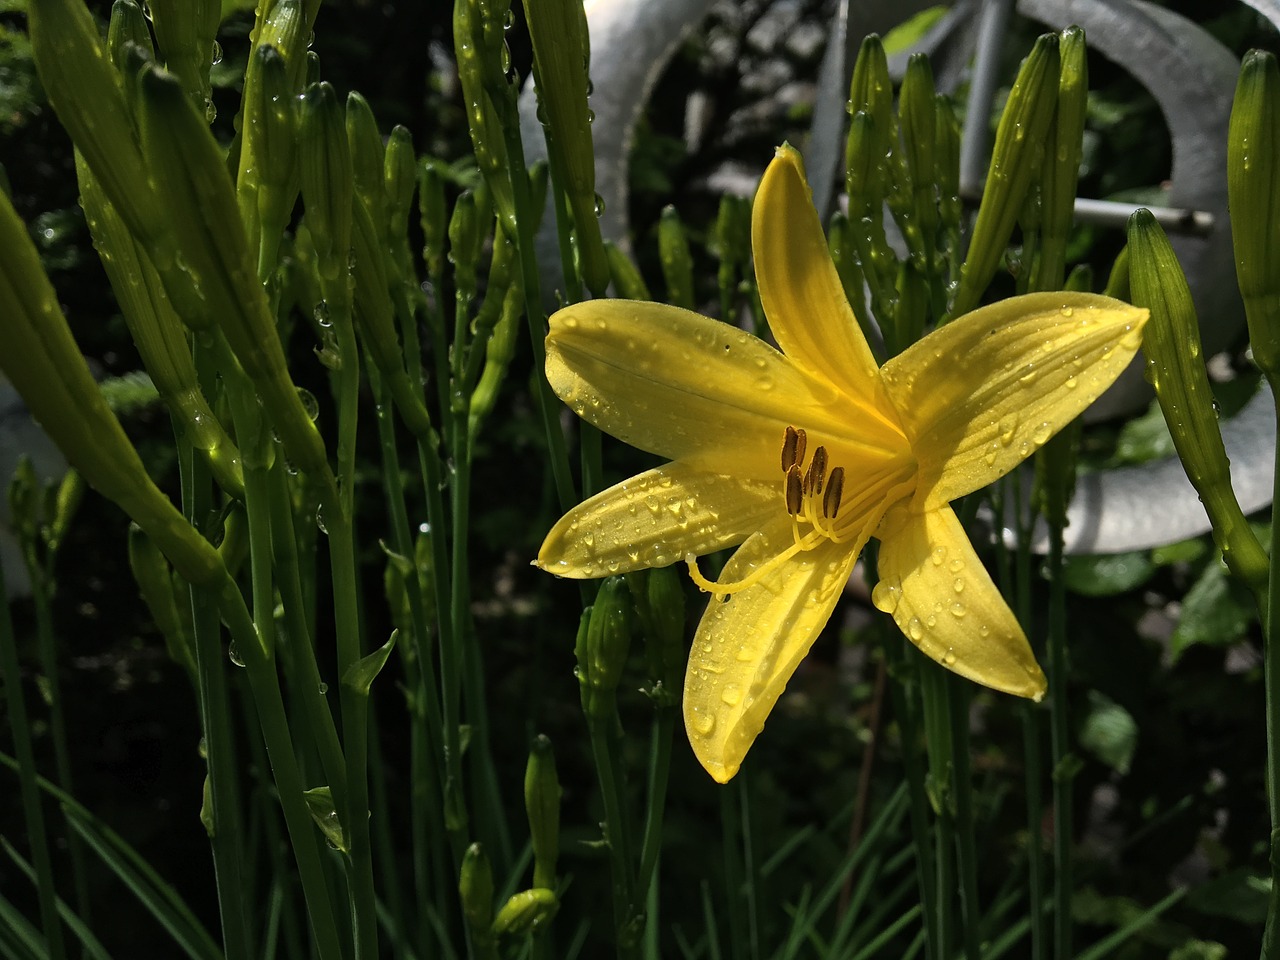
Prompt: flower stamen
<box><xmin>781</xmin><ymin>425</ymin><xmax>806</xmax><ymax>472</ymax></box>
<box><xmin>685</xmin><ymin>526</ymin><xmax>827</xmax><ymax>599</ymax></box>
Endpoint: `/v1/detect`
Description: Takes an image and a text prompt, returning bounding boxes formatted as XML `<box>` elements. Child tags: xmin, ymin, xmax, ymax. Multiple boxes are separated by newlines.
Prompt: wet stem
<box><xmin>1262</xmin><ymin>388</ymin><xmax>1280</xmax><ymax>960</ymax></box>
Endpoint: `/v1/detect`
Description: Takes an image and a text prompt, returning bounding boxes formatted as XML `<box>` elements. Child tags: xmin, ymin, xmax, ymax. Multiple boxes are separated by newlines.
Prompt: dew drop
<box><xmin>315</xmin><ymin>505</ymin><xmax>328</xmax><ymax>535</ymax></box>
<box><xmin>297</xmin><ymin>387</ymin><xmax>320</xmax><ymax>421</ymax></box>
<box><xmin>318</xmin><ymin>681</ymin><xmax>329</xmax><ymax>695</ymax></box>
<box><xmin>942</xmin><ymin>648</ymin><xmax>957</xmax><ymax>665</ymax></box>
<box><xmin>906</xmin><ymin>617</ymin><xmax>924</xmax><ymax>641</ymax></box>
<box><xmin>1060</xmin><ymin>306</ymin><xmax>1074</xmax><ymax>318</ymax></box>
<box><xmin>998</xmin><ymin>415</ymin><xmax>1018</xmax><ymax>445</ymax></box>
<box><xmin>228</xmin><ymin>642</ymin><xmax>245</xmax><ymax>667</ymax></box>
<box><xmin>721</xmin><ymin>685</ymin><xmax>742</xmax><ymax>706</ymax></box>
<box><xmin>953</xmin><ymin>578</ymin><xmax>965</xmax><ymax>593</ymax></box>
<box><xmin>950</xmin><ymin>602</ymin><xmax>966</xmax><ymax>617</ymax></box>
<box><xmin>871</xmin><ymin>581</ymin><xmax>901</xmax><ymax>613</ymax></box>
<box><xmin>948</xmin><ymin>559</ymin><xmax>964</xmax><ymax>573</ymax></box>
<box><xmin>931</xmin><ymin>546</ymin><xmax>947</xmax><ymax>566</ymax></box>
<box><xmin>693</xmin><ymin>712</ymin><xmax>716</xmax><ymax>736</ymax></box>
<box><xmin>1031</xmin><ymin>421</ymin><xmax>1052</xmax><ymax>445</ymax></box>
<box><xmin>1065</xmin><ymin>376</ymin><xmax>1078</xmax><ymax>389</ymax></box>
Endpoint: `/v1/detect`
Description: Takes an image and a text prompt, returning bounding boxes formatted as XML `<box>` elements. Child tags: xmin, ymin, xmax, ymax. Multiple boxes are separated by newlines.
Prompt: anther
<box><xmin>784</xmin><ymin>465</ymin><xmax>803</xmax><ymax>515</ymax></box>
<box><xmin>804</xmin><ymin>446</ymin><xmax>828</xmax><ymax>497</ymax></box>
<box><xmin>781</xmin><ymin>426</ymin><xmax>806</xmax><ymax>472</ymax></box>
<box><xmin>822</xmin><ymin>466</ymin><xmax>845</xmax><ymax>519</ymax></box>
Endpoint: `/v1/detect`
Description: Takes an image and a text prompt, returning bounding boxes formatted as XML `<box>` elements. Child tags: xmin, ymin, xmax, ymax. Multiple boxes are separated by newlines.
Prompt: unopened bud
<box><xmin>658</xmin><ymin>206</ymin><xmax>695</xmax><ymax>309</ymax></box>
<box><xmin>524</xmin><ymin>735</ymin><xmax>561</xmax><ymax>890</ymax></box>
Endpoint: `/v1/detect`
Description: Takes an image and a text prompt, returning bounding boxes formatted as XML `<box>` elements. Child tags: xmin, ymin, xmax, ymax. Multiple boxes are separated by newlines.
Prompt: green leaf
<box><xmin>341</xmin><ymin>629</ymin><xmax>398</xmax><ymax>697</ymax></box>
<box><xmin>1169</xmin><ymin>941</ymin><xmax>1228</xmax><ymax>960</ymax></box>
<box><xmin>1078</xmin><ymin>691</ymin><xmax>1138</xmax><ymax>774</ymax></box>
<box><xmin>302</xmin><ymin>786</ymin><xmax>347</xmax><ymax>853</ymax></box>
<box><xmin>1112</xmin><ymin>398</ymin><xmax>1175</xmax><ymax>464</ymax></box>
<box><xmin>1062</xmin><ymin>551</ymin><xmax>1156</xmax><ymax>596</ymax></box>
<box><xmin>1169</xmin><ymin>559</ymin><xmax>1256</xmax><ymax>663</ymax></box>
<box><xmin>1184</xmin><ymin>868</ymin><xmax>1271</xmax><ymax>925</ymax></box>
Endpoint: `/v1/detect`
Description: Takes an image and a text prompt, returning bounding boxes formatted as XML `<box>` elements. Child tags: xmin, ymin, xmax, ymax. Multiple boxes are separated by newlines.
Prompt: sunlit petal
<box><xmin>537</xmin><ymin>463</ymin><xmax>778</xmax><ymax>578</ymax></box>
<box><xmin>684</xmin><ymin>518</ymin><xmax>862</xmax><ymax>783</ymax></box>
<box><xmin>879</xmin><ymin>292</ymin><xmax>1147</xmax><ymax>508</ymax></box>
<box><xmin>873</xmin><ymin>505</ymin><xmax>1046</xmax><ymax>699</ymax></box>
<box><xmin>547</xmin><ymin>300</ymin><xmax>861</xmax><ymax>477</ymax></box>
<box><xmin>753</xmin><ymin>145</ymin><xmax>887</xmax><ymax>413</ymax></box>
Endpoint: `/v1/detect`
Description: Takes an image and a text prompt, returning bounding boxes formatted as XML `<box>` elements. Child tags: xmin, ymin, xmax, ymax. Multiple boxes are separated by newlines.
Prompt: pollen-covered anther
<box><xmin>804</xmin><ymin>446</ymin><xmax>827</xmax><ymax>497</ymax></box>
<box><xmin>781</xmin><ymin>425</ymin><xmax>806</xmax><ymax>472</ymax></box>
<box><xmin>822</xmin><ymin>466</ymin><xmax>845</xmax><ymax>519</ymax></box>
<box><xmin>784</xmin><ymin>465</ymin><xmax>803</xmax><ymax>515</ymax></box>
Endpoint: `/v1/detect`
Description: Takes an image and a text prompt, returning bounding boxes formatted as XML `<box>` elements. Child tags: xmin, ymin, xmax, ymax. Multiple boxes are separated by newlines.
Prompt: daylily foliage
<box><xmin>537</xmin><ymin>146</ymin><xmax>1147</xmax><ymax>783</ymax></box>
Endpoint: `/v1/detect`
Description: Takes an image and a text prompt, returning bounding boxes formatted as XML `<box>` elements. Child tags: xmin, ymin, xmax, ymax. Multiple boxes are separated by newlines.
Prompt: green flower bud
<box><xmin>459</xmin><ymin>842</ymin><xmax>496</xmax><ymax>943</ymax></box>
<box><xmin>604</xmin><ymin>241</ymin><xmax>651</xmax><ymax>301</ymax></box>
<box><xmin>146</xmin><ymin>0</ymin><xmax>220</xmax><ymax>113</ymax></box>
<box><xmin>951</xmin><ymin>33</ymin><xmax>1060</xmax><ymax>319</ymax></box>
<box><xmin>578</xmin><ymin>576</ymin><xmax>633</xmax><ymax>720</ymax></box>
<box><xmin>1229</xmin><ymin>49</ymin><xmax>1280</xmax><ymax>380</ymax></box>
<box><xmin>299</xmin><ymin>82</ymin><xmax>354</xmax><ymax>282</ymax></box>
<box><xmin>492</xmin><ymin>888</ymin><xmax>557</xmax><ymax>938</ymax></box>
<box><xmin>384</xmin><ymin>126</ymin><xmax>418</xmax><ymax>254</ymax></box>
<box><xmin>139</xmin><ymin>63</ymin><xmax>329</xmax><ymax>482</ymax></box>
<box><xmin>242</xmin><ymin>44</ymin><xmax>299</xmax><ymax>254</ymax></box>
<box><xmin>1127</xmin><ymin>209</ymin><xmax>1267</xmax><ymax>591</ymax></box>
<box><xmin>523</xmin><ymin>0</ymin><xmax>608</xmax><ymax>295</ymax></box>
<box><xmin>419</xmin><ymin>158</ymin><xmax>448</xmax><ymax>280</ymax></box>
<box><xmin>346</xmin><ymin>91</ymin><xmax>387</xmax><ymax>221</ymax></box>
<box><xmin>826</xmin><ymin>211</ymin><xmax>868</xmax><ymax>327</ymax></box>
<box><xmin>524</xmin><ymin>734</ymin><xmax>561</xmax><ymax>890</ymax></box>
<box><xmin>76</xmin><ymin>151</ymin><xmax>245</xmax><ymax>498</ymax></box>
<box><xmin>28</xmin><ymin>0</ymin><xmax>167</xmax><ymax>250</ymax></box>
<box><xmin>453</xmin><ymin>0</ymin><xmax>516</xmax><ymax>236</ymax></box>
<box><xmin>469</xmin><ymin>254</ymin><xmax>524</xmax><ymax>437</ymax></box>
<box><xmin>0</xmin><ymin>186</ymin><xmax>223</xmax><ymax>586</ymax></box>
<box><xmin>641</xmin><ymin>565</ymin><xmax>686</xmax><ymax>699</ymax></box>
<box><xmin>1036</xmin><ymin>26</ymin><xmax>1088</xmax><ymax>292</ymax></box>
<box><xmin>658</xmin><ymin>205</ymin><xmax>695</xmax><ymax>310</ymax></box>
<box><xmin>935</xmin><ymin>95</ymin><xmax>962</xmax><ymax>240</ymax></box>
<box><xmin>848</xmin><ymin>34</ymin><xmax>892</xmax><ymax>156</ymax></box>
<box><xmin>128</xmin><ymin>523</ymin><xmax>196</xmax><ymax>677</ymax></box>
<box><xmin>449</xmin><ymin>190</ymin><xmax>483</xmax><ymax>294</ymax></box>
<box><xmin>898</xmin><ymin>53</ymin><xmax>938</xmax><ymax>268</ymax></box>
<box><xmin>107</xmin><ymin>0</ymin><xmax>154</xmax><ymax>67</ymax></box>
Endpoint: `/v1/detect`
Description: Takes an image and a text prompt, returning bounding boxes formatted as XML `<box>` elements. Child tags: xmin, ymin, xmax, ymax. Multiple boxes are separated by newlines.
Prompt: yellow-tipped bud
<box><xmin>459</xmin><ymin>842</ymin><xmax>496</xmax><ymax>945</ymax></box>
<box><xmin>492</xmin><ymin>888</ymin><xmax>557</xmax><ymax>938</ymax></box>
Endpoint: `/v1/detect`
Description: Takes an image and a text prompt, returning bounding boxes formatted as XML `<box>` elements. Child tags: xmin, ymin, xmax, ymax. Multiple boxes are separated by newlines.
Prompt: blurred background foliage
<box><xmin>1</xmin><ymin>0</ymin><xmax>1280</xmax><ymax>956</ymax></box>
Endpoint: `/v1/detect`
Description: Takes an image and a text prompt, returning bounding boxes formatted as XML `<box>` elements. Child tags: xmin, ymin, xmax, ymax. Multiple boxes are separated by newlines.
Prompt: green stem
<box><xmin>1262</xmin><ymin>391</ymin><xmax>1280</xmax><ymax>960</ymax></box>
<box><xmin>495</xmin><ymin>85</ymin><xmax>577</xmax><ymax>514</ymax></box>
<box><xmin>1046</xmin><ymin>518</ymin><xmax>1072</xmax><ymax>960</ymax></box>
<box><xmin>324</xmin><ymin>332</ymin><xmax>379</xmax><ymax>959</ymax></box>
<box><xmin>636</xmin><ymin>709</ymin><xmax>676</xmax><ymax>902</ymax></box>
<box><xmin>919</xmin><ymin>660</ymin><xmax>954</xmax><ymax>959</ymax></box>
<box><xmin>588</xmin><ymin>721</ymin><xmax>638</xmax><ymax>959</ymax></box>
<box><xmin>0</xmin><ymin>561</ymin><xmax>67</xmax><ymax>960</ymax></box>
<box><xmin>946</xmin><ymin>674</ymin><xmax>981</xmax><ymax>960</ymax></box>
<box><xmin>215</xmin><ymin>575</ymin><xmax>346</xmax><ymax>960</ymax></box>
<box><xmin>28</xmin><ymin>548</ymin><xmax>94</xmax><ymax>944</ymax></box>
<box><xmin>179</xmin><ymin>360</ymin><xmax>252</xmax><ymax>960</ymax></box>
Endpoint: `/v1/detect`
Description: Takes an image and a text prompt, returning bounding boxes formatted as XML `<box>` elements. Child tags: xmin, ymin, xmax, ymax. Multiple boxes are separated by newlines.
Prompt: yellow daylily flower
<box><xmin>536</xmin><ymin>145</ymin><xmax>1147</xmax><ymax>783</ymax></box>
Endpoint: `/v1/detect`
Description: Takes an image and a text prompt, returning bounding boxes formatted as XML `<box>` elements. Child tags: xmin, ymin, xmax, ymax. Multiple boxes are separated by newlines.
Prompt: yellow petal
<box><xmin>878</xmin><ymin>292</ymin><xmax>1146</xmax><ymax>507</ymax></box>
<box><xmin>753</xmin><ymin>145</ymin><xmax>885</xmax><ymax>411</ymax></box>
<box><xmin>873</xmin><ymin>505</ymin><xmax>1046</xmax><ymax>699</ymax></box>
<box><xmin>547</xmin><ymin>299</ymin><xmax>860</xmax><ymax>477</ymax></box>
<box><xmin>537</xmin><ymin>463</ymin><xmax>778</xmax><ymax>578</ymax></box>
<box><xmin>684</xmin><ymin>517</ymin><xmax>861</xmax><ymax>782</ymax></box>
